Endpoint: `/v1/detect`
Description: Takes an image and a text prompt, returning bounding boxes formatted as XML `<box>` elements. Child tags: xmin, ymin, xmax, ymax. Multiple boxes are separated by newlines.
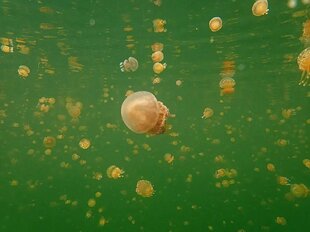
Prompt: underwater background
<box><xmin>0</xmin><ymin>0</ymin><xmax>309</xmax><ymax>231</ymax></box>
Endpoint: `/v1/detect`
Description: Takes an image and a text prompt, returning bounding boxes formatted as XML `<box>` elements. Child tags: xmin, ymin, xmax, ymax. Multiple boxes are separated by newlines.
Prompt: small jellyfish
<box><xmin>266</xmin><ymin>163</ymin><xmax>276</xmax><ymax>172</ymax></box>
<box><xmin>153</xmin><ymin>19</ymin><xmax>166</xmax><ymax>32</ymax></box>
<box><xmin>136</xmin><ymin>179</ymin><xmax>154</xmax><ymax>197</ymax></box>
<box><xmin>106</xmin><ymin>165</ymin><xmax>124</xmax><ymax>179</ymax></box>
<box><xmin>201</xmin><ymin>107</ymin><xmax>214</xmax><ymax>119</ymax></box>
<box><xmin>120</xmin><ymin>57</ymin><xmax>139</xmax><ymax>72</ymax></box>
<box><xmin>151</xmin><ymin>51</ymin><xmax>164</xmax><ymax>63</ymax></box>
<box><xmin>252</xmin><ymin>0</ymin><xmax>269</xmax><ymax>16</ymax></box>
<box><xmin>164</xmin><ymin>153</ymin><xmax>174</xmax><ymax>164</ymax></box>
<box><xmin>18</xmin><ymin>65</ymin><xmax>30</xmax><ymax>79</ymax></box>
<box><xmin>121</xmin><ymin>91</ymin><xmax>169</xmax><ymax>135</ymax></box>
<box><xmin>153</xmin><ymin>62</ymin><xmax>167</xmax><ymax>74</ymax></box>
<box><xmin>209</xmin><ymin>17</ymin><xmax>222</xmax><ymax>32</ymax></box>
<box><xmin>275</xmin><ymin>217</ymin><xmax>287</xmax><ymax>226</ymax></box>
<box><xmin>151</xmin><ymin>42</ymin><xmax>164</xmax><ymax>52</ymax></box>
<box><xmin>277</xmin><ymin>176</ymin><xmax>290</xmax><ymax>186</ymax></box>
<box><xmin>297</xmin><ymin>47</ymin><xmax>310</xmax><ymax>86</ymax></box>
<box><xmin>290</xmin><ymin>183</ymin><xmax>309</xmax><ymax>198</ymax></box>
<box><xmin>302</xmin><ymin>159</ymin><xmax>310</xmax><ymax>169</ymax></box>
<box><xmin>79</xmin><ymin>138</ymin><xmax>91</xmax><ymax>150</ymax></box>
<box><xmin>43</xmin><ymin>136</ymin><xmax>56</xmax><ymax>148</ymax></box>
<box><xmin>1</xmin><ymin>44</ymin><xmax>13</xmax><ymax>53</ymax></box>
<box><xmin>219</xmin><ymin>77</ymin><xmax>236</xmax><ymax>95</ymax></box>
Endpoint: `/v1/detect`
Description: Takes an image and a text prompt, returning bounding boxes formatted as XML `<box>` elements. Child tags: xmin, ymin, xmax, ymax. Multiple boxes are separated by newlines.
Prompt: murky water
<box><xmin>0</xmin><ymin>0</ymin><xmax>309</xmax><ymax>231</ymax></box>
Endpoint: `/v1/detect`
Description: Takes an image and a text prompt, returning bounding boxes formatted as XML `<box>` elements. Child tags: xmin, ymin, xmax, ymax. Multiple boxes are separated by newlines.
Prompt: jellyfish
<box><xmin>153</xmin><ymin>62</ymin><xmax>167</xmax><ymax>74</ymax></box>
<box><xmin>290</xmin><ymin>183</ymin><xmax>309</xmax><ymax>198</ymax></box>
<box><xmin>79</xmin><ymin>138</ymin><xmax>91</xmax><ymax>149</ymax></box>
<box><xmin>201</xmin><ymin>107</ymin><xmax>214</xmax><ymax>119</ymax></box>
<box><xmin>106</xmin><ymin>165</ymin><xmax>124</xmax><ymax>179</ymax></box>
<box><xmin>121</xmin><ymin>91</ymin><xmax>169</xmax><ymax>135</ymax></box>
<box><xmin>136</xmin><ymin>179</ymin><xmax>154</xmax><ymax>197</ymax></box>
<box><xmin>209</xmin><ymin>17</ymin><xmax>222</xmax><ymax>32</ymax></box>
<box><xmin>151</xmin><ymin>51</ymin><xmax>164</xmax><ymax>63</ymax></box>
<box><xmin>120</xmin><ymin>57</ymin><xmax>138</xmax><ymax>72</ymax></box>
<box><xmin>252</xmin><ymin>0</ymin><xmax>269</xmax><ymax>16</ymax></box>
<box><xmin>219</xmin><ymin>77</ymin><xmax>236</xmax><ymax>95</ymax></box>
<box><xmin>297</xmin><ymin>47</ymin><xmax>310</xmax><ymax>86</ymax></box>
<box><xmin>43</xmin><ymin>136</ymin><xmax>56</xmax><ymax>148</ymax></box>
<box><xmin>18</xmin><ymin>65</ymin><xmax>30</xmax><ymax>78</ymax></box>
<box><xmin>151</xmin><ymin>42</ymin><xmax>164</xmax><ymax>52</ymax></box>
<box><xmin>153</xmin><ymin>19</ymin><xmax>166</xmax><ymax>32</ymax></box>
<box><xmin>300</xmin><ymin>20</ymin><xmax>310</xmax><ymax>45</ymax></box>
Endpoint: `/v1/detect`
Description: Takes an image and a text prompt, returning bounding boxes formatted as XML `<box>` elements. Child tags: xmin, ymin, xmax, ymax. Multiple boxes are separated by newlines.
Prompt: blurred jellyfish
<box><xmin>120</xmin><ymin>57</ymin><xmax>139</xmax><ymax>72</ymax></box>
<box><xmin>297</xmin><ymin>47</ymin><xmax>310</xmax><ymax>86</ymax></box>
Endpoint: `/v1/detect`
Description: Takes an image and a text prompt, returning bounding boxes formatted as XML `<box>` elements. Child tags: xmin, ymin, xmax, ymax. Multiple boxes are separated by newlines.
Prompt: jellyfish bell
<box><xmin>120</xmin><ymin>57</ymin><xmax>138</xmax><ymax>72</ymax></box>
<box><xmin>219</xmin><ymin>77</ymin><xmax>236</xmax><ymax>95</ymax></box>
<box><xmin>209</xmin><ymin>17</ymin><xmax>222</xmax><ymax>32</ymax></box>
<box><xmin>297</xmin><ymin>47</ymin><xmax>310</xmax><ymax>86</ymax></box>
<box><xmin>151</xmin><ymin>51</ymin><xmax>164</xmax><ymax>63</ymax></box>
<box><xmin>252</xmin><ymin>0</ymin><xmax>269</xmax><ymax>16</ymax></box>
<box><xmin>121</xmin><ymin>91</ymin><xmax>169</xmax><ymax>135</ymax></box>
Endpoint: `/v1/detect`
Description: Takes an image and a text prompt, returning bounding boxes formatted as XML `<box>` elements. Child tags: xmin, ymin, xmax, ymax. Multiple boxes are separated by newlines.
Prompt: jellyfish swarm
<box><xmin>219</xmin><ymin>77</ymin><xmax>236</xmax><ymax>95</ymax></box>
<box><xmin>121</xmin><ymin>91</ymin><xmax>169</xmax><ymax>135</ymax></box>
<box><xmin>120</xmin><ymin>57</ymin><xmax>138</xmax><ymax>72</ymax></box>
<box><xmin>297</xmin><ymin>47</ymin><xmax>310</xmax><ymax>86</ymax></box>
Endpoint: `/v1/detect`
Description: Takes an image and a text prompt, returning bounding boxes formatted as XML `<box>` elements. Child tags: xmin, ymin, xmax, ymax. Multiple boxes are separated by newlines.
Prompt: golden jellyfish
<box><xmin>164</xmin><ymin>153</ymin><xmax>174</xmax><ymax>164</ymax></box>
<box><xmin>1</xmin><ymin>44</ymin><xmax>13</xmax><ymax>53</ymax></box>
<box><xmin>79</xmin><ymin>138</ymin><xmax>91</xmax><ymax>149</ymax></box>
<box><xmin>209</xmin><ymin>17</ymin><xmax>222</xmax><ymax>32</ymax></box>
<box><xmin>277</xmin><ymin>176</ymin><xmax>290</xmax><ymax>186</ymax></box>
<box><xmin>290</xmin><ymin>183</ymin><xmax>309</xmax><ymax>198</ymax></box>
<box><xmin>151</xmin><ymin>42</ymin><xmax>164</xmax><ymax>52</ymax></box>
<box><xmin>201</xmin><ymin>107</ymin><xmax>214</xmax><ymax>119</ymax></box>
<box><xmin>153</xmin><ymin>19</ymin><xmax>166</xmax><ymax>32</ymax></box>
<box><xmin>252</xmin><ymin>0</ymin><xmax>269</xmax><ymax>16</ymax></box>
<box><xmin>136</xmin><ymin>179</ymin><xmax>154</xmax><ymax>197</ymax></box>
<box><xmin>153</xmin><ymin>62</ymin><xmax>167</xmax><ymax>74</ymax></box>
<box><xmin>300</xmin><ymin>20</ymin><xmax>310</xmax><ymax>45</ymax></box>
<box><xmin>121</xmin><ymin>91</ymin><xmax>169</xmax><ymax>135</ymax></box>
<box><xmin>266</xmin><ymin>163</ymin><xmax>276</xmax><ymax>172</ymax></box>
<box><xmin>120</xmin><ymin>57</ymin><xmax>139</xmax><ymax>72</ymax></box>
<box><xmin>219</xmin><ymin>77</ymin><xmax>236</xmax><ymax>95</ymax></box>
<box><xmin>275</xmin><ymin>217</ymin><xmax>287</xmax><ymax>226</ymax></box>
<box><xmin>297</xmin><ymin>47</ymin><xmax>310</xmax><ymax>86</ymax></box>
<box><xmin>151</xmin><ymin>51</ymin><xmax>164</xmax><ymax>63</ymax></box>
<box><xmin>302</xmin><ymin>159</ymin><xmax>310</xmax><ymax>169</ymax></box>
<box><xmin>43</xmin><ymin>136</ymin><xmax>56</xmax><ymax>148</ymax></box>
<box><xmin>18</xmin><ymin>65</ymin><xmax>30</xmax><ymax>79</ymax></box>
<box><xmin>106</xmin><ymin>165</ymin><xmax>124</xmax><ymax>179</ymax></box>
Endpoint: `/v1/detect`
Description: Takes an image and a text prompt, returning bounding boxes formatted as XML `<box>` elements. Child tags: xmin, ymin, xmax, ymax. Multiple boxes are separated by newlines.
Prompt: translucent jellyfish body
<box><xmin>151</xmin><ymin>51</ymin><xmax>164</xmax><ymax>63</ymax></box>
<box><xmin>209</xmin><ymin>17</ymin><xmax>222</xmax><ymax>32</ymax></box>
<box><xmin>120</xmin><ymin>57</ymin><xmax>139</xmax><ymax>72</ymax></box>
<box><xmin>297</xmin><ymin>47</ymin><xmax>310</xmax><ymax>86</ymax></box>
<box><xmin>136</xmin><ymin>179</ymin><xmax>154</xmax><ymax>197</ymax></box>
<box><xmin>219</xmin><ymin>77</ymin><xmax>236</xmax><ymax>95</ymax></box>
<box><xmin>18</xmin><ymin>65</ymin><xmax>30</xmax><ymax>78</ymax></box>
<box><xmin>121</xmin><ymin>91</ymin><xmax>169</xmax><ymax>135</ymax></box>
<box><xmin>153</xmin><ymin>62</ymin><xmax>167</xmax><ymax>74</ymax></box>
<box><xmin>252</xmin><ymin>0</ymin><xmax>269</xmax><ymax>16</ymax></box>
<box><xmin>153</xmin><ymin>19</ymin><xmax>166</xmax><ymax>32</ymax></box>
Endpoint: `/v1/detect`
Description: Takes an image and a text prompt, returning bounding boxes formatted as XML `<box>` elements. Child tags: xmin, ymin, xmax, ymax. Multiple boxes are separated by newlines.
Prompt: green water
<box><xmin>0</xmin><ymin>0</ymin><xmax>309</xmax><ymax>231</ymax></box>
